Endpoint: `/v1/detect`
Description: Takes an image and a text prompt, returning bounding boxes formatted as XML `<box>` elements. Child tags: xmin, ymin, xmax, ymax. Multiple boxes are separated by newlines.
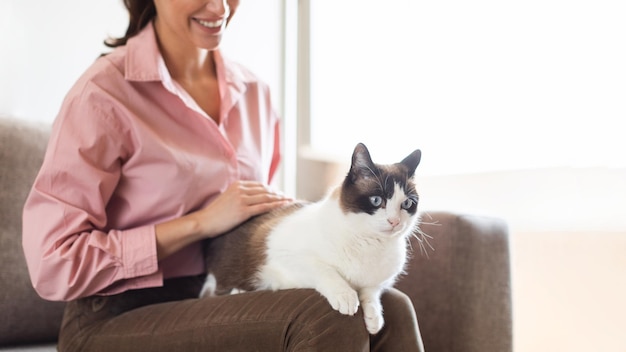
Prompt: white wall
<box><xmin>0</xmin><ymin>0</ymin><xmax>282</xmax><ymax>123</ymax></box>
<box><xmin>512</xmin><ymin>229</ymin><xmax>626</xmax><ymax>352</ymax></box>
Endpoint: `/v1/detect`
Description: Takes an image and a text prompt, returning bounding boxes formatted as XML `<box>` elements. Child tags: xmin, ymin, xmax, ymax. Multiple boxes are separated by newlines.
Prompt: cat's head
<box><xmin>340</xmin><ymin>143</ymin><xmax>422</xmax><ymax>238</ymax></box>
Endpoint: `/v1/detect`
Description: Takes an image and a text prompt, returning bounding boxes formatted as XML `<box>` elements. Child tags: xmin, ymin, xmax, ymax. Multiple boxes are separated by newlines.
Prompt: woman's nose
<box><xmin>204</xmin><ymin>0</ymin><xmax>229</xmax><ymax>15</ymax></box>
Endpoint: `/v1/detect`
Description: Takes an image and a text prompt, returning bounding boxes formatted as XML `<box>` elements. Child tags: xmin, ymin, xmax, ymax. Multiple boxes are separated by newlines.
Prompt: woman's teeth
<box><xmin>197</xmin><ymin>19</ymin><xmax>223</xmax><ymax>28</ymax></box>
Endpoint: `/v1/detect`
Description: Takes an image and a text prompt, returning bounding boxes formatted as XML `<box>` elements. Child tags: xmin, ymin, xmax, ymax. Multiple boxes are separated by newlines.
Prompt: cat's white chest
<box><xmin>337</xmin><ymin>238</ymin><xmax>407</xmax><ymax>288</ymax></box>
<box><xmin>256</xmin><ymin>201</ymin><xmax>408</xmax><ymax>291</ymax></box>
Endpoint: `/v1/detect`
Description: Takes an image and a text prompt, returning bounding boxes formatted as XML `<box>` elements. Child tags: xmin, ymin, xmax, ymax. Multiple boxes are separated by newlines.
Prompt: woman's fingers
<box><xmin>246</xmin><ymin>197</ymin><xmax>292</xmax><ymax>217</ymax></box>
<box><xmin>243</xmin><ymin>191</ymin><xmax>289</xmax><ymax>206</ymax></box>
<box><xmin>197</xmin><ymin>181</ymin><xmax>292</xmax><ymax>238</ymax></box>
<box><xmin>233</xmin><ymin>181</ymin><xmax>290</xmax><ymax>206</ymax></box>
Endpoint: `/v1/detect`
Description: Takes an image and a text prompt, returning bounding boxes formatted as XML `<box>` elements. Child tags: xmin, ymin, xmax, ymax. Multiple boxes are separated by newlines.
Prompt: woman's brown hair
<box><xmin>105</xmin><ymin>0</ymin><xmax>156</xmax><ymax>48</ymax></box>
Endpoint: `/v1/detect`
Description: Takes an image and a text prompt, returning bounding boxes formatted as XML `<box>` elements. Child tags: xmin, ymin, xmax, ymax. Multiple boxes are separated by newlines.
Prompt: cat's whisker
<box><xmin>409</xmin><ymin>226</ymin><xmax>435</xmax><ymax>258</ymax></box>
<box><xmin>418</xmin><ymin>221</ymin><xmax>440</xmax><ymax>227</ymax></box>
<box><xmin>419</xmin><ymin>231</ymin><xmax>434</xmax><ymax>241</ymax></box>
<box><xmin>408</xmin><ymin>234</ymin><xmax>425</xmax><ymax>257</ymax></box>
<box><xmin>422</xmin><ymin>233</ymin><xmax>435</xmax><ymax>252</ymax></box>
<box><xmin>414</xmin><ymin>235</ymin><xmax>429</xmax><ymax>258</ymax></box>
<box><xmin>383</xmin><ymin>174</ymin><xmax>391</xmax><ymax>193</ymax></box>
<box><xmin>418</xmin><ymin>240</ymin><xmax>428</xmax><ymax>258</ymax></box>
<box><xmin>364</xmin><ymin>164</ymin><xmax>385</xmax><ymax>193</ymax></box>
<box><xmin>413</xmin><ymin>212</ymin><xmax>439</xmax><ymax>256</ymax></box>
<box><xmin>417</xmin><ymin>212</ymin><xmax>441</xmax><ymax>227</ymax></box>
<box><xmin>375</xmin><ymin>175</ymin><xmax>385</xmax><ymax>193</ymax></box>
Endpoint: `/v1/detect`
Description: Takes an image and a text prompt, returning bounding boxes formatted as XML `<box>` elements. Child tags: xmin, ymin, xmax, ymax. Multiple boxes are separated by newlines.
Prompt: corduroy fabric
<box><xmin>57</xmin><ymin>277</ymin><xmax>423</xmax><ymax>352</ymax></box>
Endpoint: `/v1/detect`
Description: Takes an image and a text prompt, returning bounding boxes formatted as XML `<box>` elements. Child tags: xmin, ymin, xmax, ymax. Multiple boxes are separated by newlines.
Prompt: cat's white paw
<box><xmin>198</xmin><ymin>273</ymin><xmax>217</xmax><ymax>298</ymax></box>
<box><xmin>325</xmin><ymin>290</ymin><xmax>360</xmax><ymax>316</ymax></box>
<box><xmin>229</xmin><ymin>288</ymin><xmax>247</xmax><ymax>295</ymax></box>
<box><xmin>363</xmin><ymin>302</ymin><xmax>384</xmax><ymax>334</ymax></box>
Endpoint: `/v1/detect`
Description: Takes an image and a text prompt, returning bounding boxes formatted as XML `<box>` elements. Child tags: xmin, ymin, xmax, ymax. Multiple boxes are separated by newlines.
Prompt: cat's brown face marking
<box><xmin>339</xmin><ymin>143</ymin><xmax>421</xmax><ymax>216</ymax></box>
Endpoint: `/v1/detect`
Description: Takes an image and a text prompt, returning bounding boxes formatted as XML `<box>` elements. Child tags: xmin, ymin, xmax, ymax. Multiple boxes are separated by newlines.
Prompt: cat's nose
<box><xmin>387</xmin><ymin>217</ymin><xmax>400</xmax><ymax>227</ymax></box>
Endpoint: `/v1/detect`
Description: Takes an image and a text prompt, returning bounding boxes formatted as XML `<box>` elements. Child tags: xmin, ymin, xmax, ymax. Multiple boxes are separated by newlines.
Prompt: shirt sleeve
<box><xmin>22</xmin><ymin>92</ymin><xmax>162</xmax><ymax>302</ymax></box>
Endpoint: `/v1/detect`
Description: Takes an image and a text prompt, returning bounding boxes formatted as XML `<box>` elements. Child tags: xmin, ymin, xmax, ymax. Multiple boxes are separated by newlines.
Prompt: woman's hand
<box><xmin>154</xmin><ymin>181</ymin><xmax>291</xmax><ymax>261</ymax></box>
<box><xmin>195</xmin><ymin>180</ymin><xmax>292</xmax><ymax>238</ymax></box>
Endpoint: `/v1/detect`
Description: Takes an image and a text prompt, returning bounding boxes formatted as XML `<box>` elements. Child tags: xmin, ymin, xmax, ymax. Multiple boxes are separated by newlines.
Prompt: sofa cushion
<box><xmin>0</xmin><ymin>118</ymin><xmax>65</xmax><ymax>346</ymax></box>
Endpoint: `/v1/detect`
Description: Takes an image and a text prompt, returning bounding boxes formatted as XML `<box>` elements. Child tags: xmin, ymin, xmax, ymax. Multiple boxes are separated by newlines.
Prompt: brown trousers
<box><xmin>58</xmin><ymin>276</ymin><xmax>425</xmax><ymax>351</ymax></box>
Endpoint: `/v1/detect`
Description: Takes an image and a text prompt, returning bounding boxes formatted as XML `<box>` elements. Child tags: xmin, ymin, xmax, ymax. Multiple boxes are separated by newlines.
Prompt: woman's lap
<box><xmin>58</xmin><ymin>278</ymin><xmax>423</xmax><ymax>352</ymax></box>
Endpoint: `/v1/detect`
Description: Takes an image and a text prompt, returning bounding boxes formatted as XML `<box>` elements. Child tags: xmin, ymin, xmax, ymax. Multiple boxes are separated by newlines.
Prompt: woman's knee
<box><xmin>286</xmin><ymin>289</ymin><xmax>369</xmax><ymax>351</ymax></box>
<box><xmin>373</xmin><ymin>288</ymin><xmax>425</xmax><ymax>352</ymax></box>
<box><xmin>381</xmin><ymin>288</ymin><xmax>417</xmax><ymax>320</ymax></box>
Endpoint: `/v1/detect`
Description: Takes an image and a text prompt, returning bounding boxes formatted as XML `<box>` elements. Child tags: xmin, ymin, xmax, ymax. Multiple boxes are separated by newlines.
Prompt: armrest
<box><xmin>395</xmin><ymin>211</ymin><xmax>513</xmax><ymax>352</ymax></box>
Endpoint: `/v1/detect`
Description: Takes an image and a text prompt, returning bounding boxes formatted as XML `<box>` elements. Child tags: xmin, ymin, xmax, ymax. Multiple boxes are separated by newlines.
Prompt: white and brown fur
<box><xmin>201</xmin><ymin>143</ymin><xmax>422</xmax><ymax>334</ymax></box>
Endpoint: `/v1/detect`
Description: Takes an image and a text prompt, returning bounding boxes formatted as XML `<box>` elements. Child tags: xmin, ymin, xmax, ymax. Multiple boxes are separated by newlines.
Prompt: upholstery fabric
<box><xmin>0</xmin><ymin>118</ymin><xmax>65</xmax><ymax>347</ymax></box>
<box><xmin>396</xmin><ymin>211</ymin><xmax>513</xmax><ymax>352</ymax></box>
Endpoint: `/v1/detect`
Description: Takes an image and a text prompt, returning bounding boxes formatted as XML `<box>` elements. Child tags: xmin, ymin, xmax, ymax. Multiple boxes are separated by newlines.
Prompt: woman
<box><xmin>22</xmin><ymin>0</ymin><xmax>425</xmax><ymax>350</ymax></box>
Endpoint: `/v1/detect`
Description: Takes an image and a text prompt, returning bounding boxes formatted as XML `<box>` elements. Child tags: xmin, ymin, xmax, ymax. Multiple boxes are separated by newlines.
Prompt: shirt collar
<box><xmin>213</xmin><ymin>49</ymin><xmax>247</xmax><ymax>117</ymax></box>
<box><xmin>125</xmin><ymin>22</ymin><xmax>162</xmax><ymax>82</ymax></box>
<box><xmin>124</xmin><ymin>22</ymin><xmax>249</xmax><ymax>117</ymax></box>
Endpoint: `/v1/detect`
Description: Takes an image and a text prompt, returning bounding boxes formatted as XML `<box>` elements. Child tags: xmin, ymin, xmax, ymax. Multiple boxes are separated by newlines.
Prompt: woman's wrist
<box><xmin>154</xmin><ymin>212</ymin><xmax>208</xmax><ymax>261</ymax></box>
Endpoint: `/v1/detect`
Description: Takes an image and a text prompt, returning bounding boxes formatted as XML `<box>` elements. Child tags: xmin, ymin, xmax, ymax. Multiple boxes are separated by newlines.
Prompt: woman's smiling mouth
<box><xmin>195</xmin><ymin>18</ymin><xmax>224</xmax><ymax>28</ymax></box>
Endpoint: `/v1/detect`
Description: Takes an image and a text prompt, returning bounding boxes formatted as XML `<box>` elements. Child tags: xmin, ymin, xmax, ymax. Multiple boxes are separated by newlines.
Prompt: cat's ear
<box><xmin>401</xmin><ymin>149</ymin><xmax>421</xmax><ymax>178</ymax></box>
<box><xmin>349</xmin><ymin>143</ymin><xmax>376</xmax><ymax>181</ymax></box>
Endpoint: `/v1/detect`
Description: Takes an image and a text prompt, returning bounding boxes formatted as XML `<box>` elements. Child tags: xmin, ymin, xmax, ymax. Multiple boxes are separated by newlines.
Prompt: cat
<box><xmin>200</xmin><ymin>143</ymin><xmax>422</xmax><ymax>334</ymax></box>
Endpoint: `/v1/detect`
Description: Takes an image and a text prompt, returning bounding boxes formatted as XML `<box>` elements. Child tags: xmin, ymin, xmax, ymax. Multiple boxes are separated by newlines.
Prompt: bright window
<box><xmin>306</xmin><ymin>0</ymin><xmax>626</xmax><ymax>175</ymax></box>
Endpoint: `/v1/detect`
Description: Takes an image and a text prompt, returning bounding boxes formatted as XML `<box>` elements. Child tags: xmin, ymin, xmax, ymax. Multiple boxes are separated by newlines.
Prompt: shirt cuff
<box><xmin>121</xmin><ymin>224</ymin><xmax>159</xmax><ymax>279</ymax></box>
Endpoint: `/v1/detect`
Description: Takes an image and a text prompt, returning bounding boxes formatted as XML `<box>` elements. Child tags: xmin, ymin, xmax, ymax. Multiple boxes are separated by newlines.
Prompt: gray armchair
<box><xmin>0</xmin><ymin>117</ymin><xmax>512</xmax><ymax>351</ymax></box>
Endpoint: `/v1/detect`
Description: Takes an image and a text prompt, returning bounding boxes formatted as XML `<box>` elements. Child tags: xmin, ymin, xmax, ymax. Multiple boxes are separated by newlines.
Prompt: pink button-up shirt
<box><xmin>22</xmin><ymin>23</ymin><xmax>281</xmax><ymax>301</ymax></box>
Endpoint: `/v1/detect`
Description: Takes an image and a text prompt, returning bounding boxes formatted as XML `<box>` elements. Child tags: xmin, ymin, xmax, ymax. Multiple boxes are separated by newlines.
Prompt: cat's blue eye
<box><xmin>369</xmin><ymin>196</ymin><xmax>383</xmax><ymax>207</ymax></box>
<box><xmin>401</xmin><ymin>198</ymin><xmax>415</xmax><ymax>210</ymax></box>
